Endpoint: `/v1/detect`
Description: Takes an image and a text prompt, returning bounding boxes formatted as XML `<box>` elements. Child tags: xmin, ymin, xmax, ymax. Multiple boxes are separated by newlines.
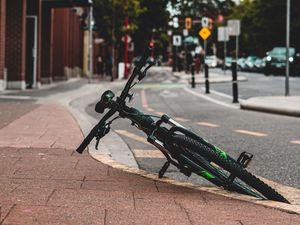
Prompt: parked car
<box><xmin>244</xmin><ymin>56</ymin><xmax>257</xmax><ymax>71</ymax></box>
<box><xmin>224</xmin><ymin>57</ymin><xmax>233</xmax><ymax>69</ymax></box>
<box><xmin>264</xmin><ymin>47</ymin><xmax>300</xmax><ymax>76</ymax></box>
<box><xmin>237</xmin><ymin>57</ymin><xmax>246</xmax><ymax>71</ymax></box>
<box><xmin>205</xmin><ymin>55</ymin><xmax>218</xmax><ymax>68</ymax></box>
<box><xmin>254</xmin><ymin>58</ymin><xmax>266</xmax><ymax>72</ymax></box>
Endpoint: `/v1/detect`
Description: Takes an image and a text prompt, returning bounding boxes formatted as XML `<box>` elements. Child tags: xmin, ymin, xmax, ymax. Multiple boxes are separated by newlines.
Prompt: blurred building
<box><xmin>0</xmin><ymin>0</ymin><xmax>93</xmax><ymax>90</ymax></box>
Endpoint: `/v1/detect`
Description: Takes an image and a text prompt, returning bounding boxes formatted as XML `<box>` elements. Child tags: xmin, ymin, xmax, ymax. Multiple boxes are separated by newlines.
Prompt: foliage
<box><xmin>229</xmin><ymin>0</ymin><xmax>300</xmax><ymax>56</ymax></box>
<box><xmin>93</xmin><ymin>0</ymin><xmax>170</xmax><ymax>56</ymax></box>
<box><xmin>93</xmin><ymin>0</ymin><xmax>143</xmax><ymax>45</ymax></box>
<box><xmin>133</xmin><ymin>0</ymin><xmax>170</xmax><ymax>55</ymax></box>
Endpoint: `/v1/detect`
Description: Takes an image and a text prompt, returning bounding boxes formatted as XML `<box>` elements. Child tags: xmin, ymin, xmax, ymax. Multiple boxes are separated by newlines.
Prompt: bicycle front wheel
<box><xmin>169</xmin><ymin>134</ymin><xmax>289</xmax><ymax>203</ymax></box>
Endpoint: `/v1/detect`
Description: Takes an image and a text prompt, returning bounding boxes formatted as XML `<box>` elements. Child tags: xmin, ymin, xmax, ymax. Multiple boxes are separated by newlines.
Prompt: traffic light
<box><xmin>217</xmin><ymin>14</ymin><xmax>224</xmax><ymax>23</ymax></box>
<box><xmin>185</xmin><ymin>17</ymin><xmax>192</xmax><ymax>30</ymax></box>
<box><xmin>149</xmin><ymin>41</ymin><xmax>154</xmax><ymax>48</ymax></box>
<box><xmin>208</xmin><ymin>18</ymin><xmax>213</xmax><ymax>30</ymax></box>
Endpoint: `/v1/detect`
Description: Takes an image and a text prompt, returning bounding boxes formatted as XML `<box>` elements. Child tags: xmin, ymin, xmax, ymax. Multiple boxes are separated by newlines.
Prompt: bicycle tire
<box><xmin>170</xmin><ymin>134</ymin><xmax>289</xmax><ymax>203</ymax></box>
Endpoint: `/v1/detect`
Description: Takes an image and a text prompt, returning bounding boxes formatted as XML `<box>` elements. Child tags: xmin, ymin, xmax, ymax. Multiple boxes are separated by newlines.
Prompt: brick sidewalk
<box><xmin>0</xmin><ymin>103</ymin><xmax>299</xmax><ymax>224</ymax></box>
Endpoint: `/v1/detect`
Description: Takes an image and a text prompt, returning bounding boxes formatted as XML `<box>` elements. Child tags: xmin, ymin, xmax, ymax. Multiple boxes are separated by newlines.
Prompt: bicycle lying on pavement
<box><xmin>76</xmin><ymin>46</ymin><xmax>289</xmax><ymax>203</ymax></box>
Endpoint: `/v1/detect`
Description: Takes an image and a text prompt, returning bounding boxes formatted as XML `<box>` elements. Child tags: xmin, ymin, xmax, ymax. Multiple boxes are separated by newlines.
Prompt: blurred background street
<box><xmin>1</xmin><ymin>0</ymin><xmax>300</xmax><ymax>223</ymax></box>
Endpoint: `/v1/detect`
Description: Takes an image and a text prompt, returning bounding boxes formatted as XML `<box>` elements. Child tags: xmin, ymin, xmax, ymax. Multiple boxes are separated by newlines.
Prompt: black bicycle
<box><xmin>76</xmin><ymin>46</ymin><xmax>289</xmax><ymax>203</ymax></box>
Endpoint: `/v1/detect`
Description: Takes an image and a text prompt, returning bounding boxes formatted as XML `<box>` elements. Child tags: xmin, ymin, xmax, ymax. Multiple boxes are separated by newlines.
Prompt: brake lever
<box><xmin>95</xmin><ymin>124</ymin><xmax>110</xmax><ymax>150</ymax></box>
<box><xmin>138</xmin><ymin>61</ymin><xmax>155</xmax><ymax>81</ymax></box>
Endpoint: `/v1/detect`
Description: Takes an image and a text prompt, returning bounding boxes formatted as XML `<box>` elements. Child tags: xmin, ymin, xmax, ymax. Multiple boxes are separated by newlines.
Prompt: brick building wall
<box><xmin>52</xmin><ymin>8</ymin><xmax>84</xmax><ymax>80</ymax></box>
<box><xmin>41</xmin><ymin>5</ymin><xmax>53</xmax><ymax>83</ymax></box>
<box><xmin>5</xmin><ymin>0</ymin><xmax>26</xmax><ymax>89</ymax></box>
<box><xmin>0</xmin><ymin>0</ymin><xmax>6</xmax><ymax>90</ymax></box>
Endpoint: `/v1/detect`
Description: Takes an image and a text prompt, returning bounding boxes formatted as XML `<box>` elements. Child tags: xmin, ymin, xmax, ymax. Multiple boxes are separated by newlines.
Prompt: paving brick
<box><xmin>2</xmin><ymin>205</ymin><xmax>105</xmax><ymax>225</ymax></box>
<box><xmin>2</xmin><ymin>187</ymin><xmax>54</xmax><ymax>206</ymax></box>
<box><xmin>47</xmin><ymin>189</ymin><xmax>134</xmax><ymax>210</ymax></box>
<box><xmin>105</xmin><ymin>208</ymin><xmax>191</xmax><ymax>225</ymax></box>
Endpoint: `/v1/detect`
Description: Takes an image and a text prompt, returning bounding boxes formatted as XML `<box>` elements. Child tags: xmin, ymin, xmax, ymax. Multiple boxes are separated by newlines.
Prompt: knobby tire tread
<box><xmin>171</xmin><ymin>135</ymin><xmax>289</xmax><ymax>203</ymax></box>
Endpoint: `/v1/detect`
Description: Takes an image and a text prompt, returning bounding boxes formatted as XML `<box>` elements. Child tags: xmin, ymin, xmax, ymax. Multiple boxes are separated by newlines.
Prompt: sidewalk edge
<box><xmin>240</xmin><ymin>102</ymin><xmax>300</xmax><ymax>117</ymax></box>
<box><xmin>89</xmin><ymin>151</ymin><xmax>300</xmax><ymax>215</ymax></box>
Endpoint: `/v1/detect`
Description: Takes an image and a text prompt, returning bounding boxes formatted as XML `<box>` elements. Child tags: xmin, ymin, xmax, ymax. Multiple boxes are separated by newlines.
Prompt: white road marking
<box><xmin>114</xmin><ymin>130</ymin><xmax>151</xmax><ymax>146</ymax></box>
<box><xmin>234</xmin><ymin>129</ymin><xmax>268</xmax><ymax>137</ymax></box>
<box><xmin>174</xmin><ymin>117</ymin><xmax>190</xmax><ymax>122</ymax></box>
<box><xmin>133</xmin><ymin>149</ymin><xmax>165</xmax><ymax>158</ymax></box>
<box><xmin>290</xmin><ymin>140</ymin><xmax>300</xmax><ymax>145</ymax></box>
<box><xmin>184</xmin><ymin>87</ymin><xmax>239</xmax><ymax>109</ymax></box>
<box><xmin>0</xmin><ymin>95</ymin><xmax>37</xmax><ymax>100</ymax></box>
<box><xmin>140</xmin><ymin>89</ymin><xmax>148</xmax><ymax>107</ymax></box>
<box><xmin>197</xmin><ymin>122</ymin><xmax>220</xmax><ymax>128</ymax></box>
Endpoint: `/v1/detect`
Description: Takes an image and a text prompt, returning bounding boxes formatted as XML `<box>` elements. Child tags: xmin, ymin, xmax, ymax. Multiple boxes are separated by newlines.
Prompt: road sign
<box><xmin>183</xmin><ymin>29</ymin><xmax>188</xmax><ymax>37</ymax></box>
<box><xmin>173</xmin><ymin>35</ymin><xmax>182</xmax><ymax>46</ymax></box>
<box><xmin>199</xmin><ymin>27</ymin><xmax>211</xmax><ymax>40</ymax></box>
<box><xmin>218</xmin><ymin>27</ymin><xmax>229</xmax><ymax>42</ymax></box>
<box><xmin>227</xmin><ymin>20</ymin><xmax>240</xmax><ymax>36</ymax></box>
<box><xmin>201</xmin><ymin>17</ymin><xmax>209</xmax><ymax>28</ymax></box>
<box><xmin>121</xmin><ymin>35</ymin><xmax>132</xmax><ymax>42</ymax></box>
<box><xmin>185</xmin><ymin>17</ymin><xmax>192</xmax><ymax>30</ymax></box>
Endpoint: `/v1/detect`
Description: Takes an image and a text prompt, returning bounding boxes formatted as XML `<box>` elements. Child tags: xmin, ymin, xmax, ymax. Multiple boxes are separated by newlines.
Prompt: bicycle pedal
<box><xmin>158</xmin><ymin>161</ymin><xmax>170</xmax><ymax>178</ymax></box>
<box><xmin>180</xmin><ymin>167</ymin><xmax>192</xmax><ymax>177</ymax></box>
<box><xmin>237</xmin><ymin>151</ymin><xmax>253</xmax><ymax>168</ymax></box>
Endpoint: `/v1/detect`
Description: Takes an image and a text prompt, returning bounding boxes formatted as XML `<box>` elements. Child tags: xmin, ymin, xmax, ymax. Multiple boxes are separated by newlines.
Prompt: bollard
<box><xmin>204</xmin><ymin>64</ymin><xmax>210</xmax><ymax>94</ymax></box>
<box><xmin>191</xmin><ymin>63</ymin><xmax>195</xmax><ymax>88</ymax></box>
<box><xmin>232</xmin><ymin>61</ymin><xmax>239</xmax><ymax>103</ymax></box>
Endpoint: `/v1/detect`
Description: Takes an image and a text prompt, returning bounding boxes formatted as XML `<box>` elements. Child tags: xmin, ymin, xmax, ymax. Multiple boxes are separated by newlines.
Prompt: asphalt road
<box><xmin>2</xmin><ymin>69</ymin><xmax>298</xmax><ymax>190</ymax></box>
<box><xmin>210</xmin><ymin>68</ymin><xmax>300</xmax><ymax>99</ymax></box>
<box><xmin>86</xmin><ymin>67</ymin><xmax>300</xmax><ymax>189</ymax></box>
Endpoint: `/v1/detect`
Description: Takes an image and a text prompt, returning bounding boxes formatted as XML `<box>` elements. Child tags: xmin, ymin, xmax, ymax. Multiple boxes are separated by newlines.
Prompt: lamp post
<box><xmin>285</xmin><ymin>0</ymin><xmax>290</xmax><ymax>96</ymax></box>
<box><xmin>87</xmin><ymin>4</ymin><xmax>95</xmax><ymax>83</ymax></box>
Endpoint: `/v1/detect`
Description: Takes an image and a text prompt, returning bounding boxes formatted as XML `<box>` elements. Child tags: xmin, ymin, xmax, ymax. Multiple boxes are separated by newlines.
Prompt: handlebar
<box><xmin>76</xmin><ymin>46</ymin><xmax>153</xmax><ymax>154</ymax></box>
<box><xmin>120</xmin><ymin>46</ymin><xmax>152</xmax><ymax>100</ymax></box>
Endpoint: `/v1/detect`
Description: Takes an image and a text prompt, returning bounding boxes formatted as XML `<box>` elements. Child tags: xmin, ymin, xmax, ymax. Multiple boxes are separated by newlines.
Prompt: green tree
<box><xmin>133</xmin><ymin>0</ymin><xmax>170</xmax><ymax>56</ymax></box>
<box><xmin>229</xmin><ymin>0</ymin><xmax>300</xmax><ymax>56</ymax></box>
<box><xmin>93</xmin><ymin>0</ymin><xmax>142</xmax><ymax>45</ymax></box>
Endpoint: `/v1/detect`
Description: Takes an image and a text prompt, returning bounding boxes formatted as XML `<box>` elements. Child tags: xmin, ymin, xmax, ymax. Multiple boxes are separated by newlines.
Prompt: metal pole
<box><xmin>191</xmin><ymin>63</ymin><xmax>195</xmax><ymax>88</ymax></box>
<box><xmin>124</xmin><ymin>16</ymin><xmax>129</xmax><ymax>79</ymax></box>
<box><xmin>88</xmin><ymin>5</ymin><xmax>94</xmax><ymax>83</ymax></box>
<box><xmin>175</xmin><ymin>46</ymin><xmax>178</xmax><ymax>72</ymax></box>
<box><xmin>223</xmin><ymin>40</ymin><xmax>227</xmax><ymax>73</ymax></box>
<box><xmin>232</xmin><ymin>61</ymin><xmax>239</xmax><ymax>103</ymax></box>
<box><xmin>236</xmin><ymin>36</ymin><xmax>239</xmax><ymax>62</ymax></box>
<box><xmin>184</xmin><ymin>42</ymin><xmax>188</xmax><ymax>72</ymax></box>
<box><xmin>285</xmin><ymin>0</ymin><xmax>290</xmax><ymax>96</ymax></box>
<box><xmin>204</xmin><ymin>40</ymin><xmax>207</xmax><ymax>60</ymax></box>
<box><xmin>223</xmin><ymin>28</ymin><xmax>227</xmax><ymax>73</ymax></box>
<box><xmin>205</xmin><ymin>64</ymin><xmax>210</xmax><ymax>94</ymax></box>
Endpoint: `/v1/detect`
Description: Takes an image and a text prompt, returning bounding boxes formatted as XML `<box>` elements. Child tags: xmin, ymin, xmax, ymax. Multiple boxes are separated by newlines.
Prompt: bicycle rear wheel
<box><xmin>169</xmin><ymin>134</ymin><xmax>289</xmax><ymax>203</ymax></box>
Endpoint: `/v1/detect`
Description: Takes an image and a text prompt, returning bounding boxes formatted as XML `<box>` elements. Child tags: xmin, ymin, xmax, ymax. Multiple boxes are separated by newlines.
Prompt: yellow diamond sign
<box><xmin>199</xmin><ymin>27</ymin><xmax>211</xmax><ymax>40</ymax></box>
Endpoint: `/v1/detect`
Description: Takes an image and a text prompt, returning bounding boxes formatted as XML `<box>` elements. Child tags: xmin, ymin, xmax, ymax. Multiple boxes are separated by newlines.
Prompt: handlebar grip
<box><xmin>76</xmin><ymin>126</ymin><xmax>98</xmax><ymax>154</ymax></box>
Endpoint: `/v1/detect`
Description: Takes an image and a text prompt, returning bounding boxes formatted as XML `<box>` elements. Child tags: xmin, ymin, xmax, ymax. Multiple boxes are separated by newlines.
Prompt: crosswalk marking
<box><xmin>114</xmin><ymin>130</ymin><xmax>152</xmax><ymax>146</ymax></box>
<box><xmin>197</xmin><ymin>122</ymin><xmax>220</xmax><ymax>128</ymax></box>
<box><xmin>290</xmin><ymin>140</ymin><xmax>300</xmax><ymax>145</ymax></box>
<box><xmin>133</xmin><ymin>149</ymin><xmax>165</xmax><ymax>158</ymax></box>
<box><xmin>234</xmin><ymin>129</ymin><xmax>268</xmax><ymax>137</ymax></box>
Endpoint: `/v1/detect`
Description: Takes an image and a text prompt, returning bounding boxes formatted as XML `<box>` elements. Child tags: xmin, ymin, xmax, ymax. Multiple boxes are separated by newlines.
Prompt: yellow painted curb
<box><xmin>89</xmin><ymin>150</ymin><xmax>300</xmax><ymax>215</ymax></box>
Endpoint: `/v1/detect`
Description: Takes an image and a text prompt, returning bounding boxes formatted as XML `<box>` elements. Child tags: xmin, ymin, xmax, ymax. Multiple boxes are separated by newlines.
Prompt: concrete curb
<box><xmin>54</xmin><ymin>78</ymin><xmax>300</xmax><ymax>215</ymax></box>
<box><xmin>240</xmin><ymin>96</ymin><xmax>300</xmax><ymax>117</ymax></box>
<box><xmin>173</xmin><ymin>72</ymin><xmax>248</xmax><ymax>84</ymax></box>
<box><xmin>53</xmin><ymin>81</ymin><xmax>139</xmax><ymax>168</ymax></box>
<box><xmin>89</xmin><ymin>151</ymin><xmax>300</xmax><ymax>215</ymax></box>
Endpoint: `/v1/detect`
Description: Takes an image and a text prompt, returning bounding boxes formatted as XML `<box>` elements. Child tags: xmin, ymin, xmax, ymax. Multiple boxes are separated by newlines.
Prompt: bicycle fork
<box><xmin>146</xmin><ymin>114</ymin><xmax>192</xmax><ymax>178</ymax></box>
